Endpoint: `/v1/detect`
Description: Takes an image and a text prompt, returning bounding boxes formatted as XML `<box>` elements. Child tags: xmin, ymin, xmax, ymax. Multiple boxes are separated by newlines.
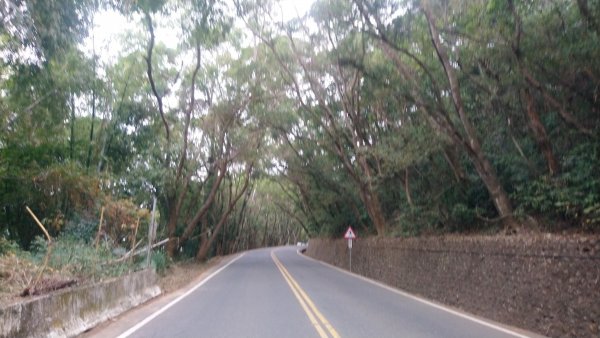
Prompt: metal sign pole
<box><xmin>348</xmin><ymin>238</ymin><xmax>352</xmax><ymax>272</ymax></box>
<box><xmin>344</xmin><ymin>226</ymin><xmax>356</xmax><ymax>273</ymax></box>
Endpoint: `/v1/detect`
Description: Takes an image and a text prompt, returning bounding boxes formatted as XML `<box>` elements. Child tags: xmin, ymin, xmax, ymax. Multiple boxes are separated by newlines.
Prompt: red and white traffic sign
<box><xmin>344</xmin><ymin>226</ymin><xmax>356</xmax><ymax>239</ymax></box>
<box><xmin>344</xmin><ymin>226</ymin><xmax>356</xmax><ymax>271</ymax></box>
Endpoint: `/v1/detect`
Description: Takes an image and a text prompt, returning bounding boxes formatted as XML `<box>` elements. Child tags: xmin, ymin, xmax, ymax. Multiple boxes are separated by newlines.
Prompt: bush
<box><xmin>151</xmin><ymin>250</ymin><xmax>170</xmax><ymax>275</ymax></box>
<box><xmin>450</xmin><ymin>203</ymin><xmax>477</xmax><ymax>228</ymax></box>
<box><xmin>512</xmin><ymin>143</ymin><xmax>600</xmax><ymax>229</ymax></box>
<box><xmin>61</xmin><ymin>215</ymin><xmax>99</xmax><ymax>243</ymax></box>
<box><xmin>390</xmin><ymin>206</ymin><xmax>439</xmax><ymax>237</ymax></box>
<box><xmin>28</xmin><ymin>235</ymin><xmax>134</xmax><ymax>280</ymax></box>
<box><xmin>29</xmin><ymin>236</ymin><xmax>49</xmax><ymax>256</ymax></box>
<box><xmin>0</xmin><ymin>237</ymin><xmax>19</xmax><ymax>255</ymax></box>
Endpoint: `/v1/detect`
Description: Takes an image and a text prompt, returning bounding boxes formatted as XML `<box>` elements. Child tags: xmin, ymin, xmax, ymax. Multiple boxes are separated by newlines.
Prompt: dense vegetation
<box><xmin>1</xmin><ymin>0</ymin><xmax>598</xmax><ymax>261</ymax></box>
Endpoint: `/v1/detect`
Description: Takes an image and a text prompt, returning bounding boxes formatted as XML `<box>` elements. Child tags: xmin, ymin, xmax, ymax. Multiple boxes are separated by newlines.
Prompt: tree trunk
<box><xmin>196</xmin><ymin>164</ymin><xmax>253</xmax><ymax>261</ymax></box>
<box><xmin>422</xmin><ymin>3</ymin><xmax>518</xmax><ymax>229</ymax></box>
<box><xmin>356</xmin><ymin>153</ymin><xmax>387</xmax><ymax>235</ymax></box>
<box><xmin>86</xmin><ymin>69</ymin><xmax>96</xmax><ymax>170</ymax></box>
<box><xmin>442</xmin><ymin>146</ymin><xmax>466</xmax><ymax>183</ymax></box>
<box><xmin>404</xmin><ymin>168</ymin><xmax>414</xmax><ymax>209</ymax></box>
<box><xmin>261</xmin><ymin>212</ymin><xmax>270</xmax><ymax>247</ymax></box>
<box><xmin>179</xmin><ymin>159</ymin><xmax>228</xmax><ymax>246</ymax></box>
<box><xmin>470</xmin><ymin>153</ymin><xmax>516</xmax><ymax>228</ymax></box>
<box><xmin>69</xmin><ymin>95</ymin><xmax>75</xmax><ymax>160</ymax></box>
<box><xmin>522</xmin><ymin>89</ymin><xmax>560</xmax><ymax>176</ymax></box>
<box><xmin>358</xmin><ymin>186</ymin><xmax>387</xmax><ymax>236</ymax></box>
<box><xmin>165</xmin><ymin>198</ymin><xmax>179</xmax><ymax>257</ymax></box>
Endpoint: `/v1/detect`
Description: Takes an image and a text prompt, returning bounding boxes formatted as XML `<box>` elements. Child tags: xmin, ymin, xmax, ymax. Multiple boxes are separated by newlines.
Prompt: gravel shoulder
<box><xmin>157</xmin><ymin>257</ymin><xmax>223</xmax><ymax>294</ymax></box>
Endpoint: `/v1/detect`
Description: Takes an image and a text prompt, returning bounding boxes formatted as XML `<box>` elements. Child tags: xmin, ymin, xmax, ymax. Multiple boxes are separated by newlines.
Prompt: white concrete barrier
<box><xmin>0</xmin><ymin>269</ymin><xmax>161</xmax><ymax>338</ymax></box>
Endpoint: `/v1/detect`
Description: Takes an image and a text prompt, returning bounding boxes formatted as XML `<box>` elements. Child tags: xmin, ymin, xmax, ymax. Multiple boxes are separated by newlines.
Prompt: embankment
<box><xmin>306</xmin><ymin>235</ymin><xmax>600</xmax><ymax>338</ymax></box>
<box><xmin>0</xmin><ymin>269</ymin><xmax>160</xmax><ymax>337</ymax></box>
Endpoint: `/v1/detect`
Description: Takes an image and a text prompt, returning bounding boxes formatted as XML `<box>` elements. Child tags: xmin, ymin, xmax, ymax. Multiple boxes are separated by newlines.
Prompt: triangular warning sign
<box><xmin>344</xmin><ymin>226</ymin><xmax>356</xmax><ymax>239</ymax></box>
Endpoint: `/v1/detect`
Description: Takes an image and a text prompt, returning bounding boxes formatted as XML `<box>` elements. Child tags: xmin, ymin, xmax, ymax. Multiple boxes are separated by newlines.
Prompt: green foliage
<box><xmin>151</xmin><ymin>250</ymin><xmax>170</xmax><ymax>275</ymax></box>
<box><xmin>29</xmin><ymin>234</ymin><xmax>135</xmax><ymax>279</ymax></box>
<box><xmin>0</xmin><ymin>0</ymin><xmax>93</xmax><ymax>64</ymax></box>
<box><xmin>29</xmin><ymin>236</ymin><xmax>49</xmax><ymax>256</ymax></box>
<box><xmin>0</xmin><ymin>159</ymin><xmax>100</xmax><ymax>247</ymax></box>
<box><xmin>450</xmin><ymin>204</ymin><xmax>477</xmax><ymax>229</ymax></box>
<box><xmin>61</xmin><ymin>215</ymin><xmax>99</xmax><ymax>244</ymax></box>
<box><xmin>513</xmin><ymin>143</ymin><xmax>600</xmax><ymax>228</ymax></box>
<box><xmin>391</xmin><ymin>207</ymin><xmax>440</xmax><ymax>238</ymax></box>
<box><xmin>0</xmin><ymin>237</ymin><xmax>19</xmax><ymax>255</ymax></box>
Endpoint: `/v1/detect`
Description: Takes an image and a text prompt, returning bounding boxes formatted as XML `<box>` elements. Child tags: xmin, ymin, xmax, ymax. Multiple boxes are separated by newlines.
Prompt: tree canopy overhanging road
<box><xmin>94</xmin><ymin>247</ymin><xmax>539</xmax><ymax>338</ymax></box>
<box><xmin>0</xmin><ymin>1</ymin><xmax>598</xmax><ymax>336</ymax></box>
<box><xmin>2</xmin><ymin>0</ymin><xmax>599</xmax><ymax>260</ymax></box>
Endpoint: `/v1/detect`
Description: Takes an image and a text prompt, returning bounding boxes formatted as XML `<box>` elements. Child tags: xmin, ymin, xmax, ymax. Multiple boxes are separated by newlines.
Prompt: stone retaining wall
<box><xmin>0</xmin><ymin>269</ymin><xmax>161</xmax><ymax>338</ymax></box>
<box><xmin>306</xmin><ymin>235</ymin><xmax>600</xmax><ymax>338</ymax></box>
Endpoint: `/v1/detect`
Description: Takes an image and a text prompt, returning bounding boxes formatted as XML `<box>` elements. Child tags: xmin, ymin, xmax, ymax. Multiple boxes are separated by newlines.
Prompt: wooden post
<box><xmin>147</xmin><ymin>196</ymin><xmax>157</xmax><ymax>267</ymax></box>
<box><xmin>130</xmin><ymin>217</ymin><xmax>140</xmax><ymax>265</ymax></box>
<box><xmin>95</xmin><ymin>206</ymin><xmax>105</xmax><ymax>251</ymax></box>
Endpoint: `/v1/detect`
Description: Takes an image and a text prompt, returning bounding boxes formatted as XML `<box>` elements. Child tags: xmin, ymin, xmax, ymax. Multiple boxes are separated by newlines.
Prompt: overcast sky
<box><xmin>85</xmin><ymin>0</ymin><xmax>315</xmax><ymax>65</ymax></box>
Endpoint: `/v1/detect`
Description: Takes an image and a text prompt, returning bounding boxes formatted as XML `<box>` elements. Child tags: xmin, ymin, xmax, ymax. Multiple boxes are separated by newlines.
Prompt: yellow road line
<box><xmin>277</xmin><ymin>262</ymin><xmax>340</xmax><ymax>338</ymax></box>
<box><xmin>272</xmin><ymin>252</ymin><xmax>327</xmax><ymax>338</ymax></box>
<box><xmin>271</xmin><ymin>250</ymin><xmax>341</xmax><ymax>338</ymax></box>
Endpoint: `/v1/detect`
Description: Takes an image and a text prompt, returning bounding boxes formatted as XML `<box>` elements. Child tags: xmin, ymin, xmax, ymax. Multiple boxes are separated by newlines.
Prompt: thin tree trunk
<box><xmin>178</xmin><ymin>160</ymin><xmax>228</xmax><ymax>249</ymax></box>
<box><xmin>510</xmin><ymin>134</ymin><xmax>538</xmax><ymax>175</ymax></box>
<box><xmin>522</xmin><ymin>89</ymin><xmax>561</xmax><ymax>176</ymax></box>
<box><xmin>86</xmin><ymin>25</ymin><xmax>96</xmax><ymax>171</ymax></box>
<box><xmin>97</xmin><ymin>69</ymin><xmax>132</xmax><ymax>173</ymax></box>
<box><xmin>69</xmin><ymin>95</ymin><xmax>75</xmax><ymax>160</ymax></box>
<box><xmin>144</xmin><ymin>11</ymin><xmax>169</xmax><ymax>143</ymax></box>
<box><xmin>196</xmin><ymin>164</ymin><xmax>253</xmax><ymax>261</ymax></box>
<box><xmin>262</xmin><ymin>212</ymin><xmax>270</xmax><ymax>247</ymax></box>
<box><xmin>404</xmin><ymin>168</ymin><xmax>414</xmax><ymax>209</ymax></box>
<box><xmin>86</xmin><ymin>89</ymin><xmax>95</xmax><ymax>170</ymax></box>
<box><xmin>442</xmin><ymin>146</ymin><xmax>466</xmax><ymax>183</ymax></box>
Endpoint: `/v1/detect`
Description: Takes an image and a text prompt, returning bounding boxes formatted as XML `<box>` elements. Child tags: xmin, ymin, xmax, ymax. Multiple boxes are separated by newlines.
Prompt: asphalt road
<box><xmin>97</xmin><ymin>247</ymin><xmax>540</xmax><ymax>338</ymax></box>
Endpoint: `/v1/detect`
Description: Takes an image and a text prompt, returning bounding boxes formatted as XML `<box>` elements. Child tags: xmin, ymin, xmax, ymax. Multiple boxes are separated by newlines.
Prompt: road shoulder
<box><xmin>80</xmin><ymin>254</ymin><xmax>241</xmax><ymax>338</ymax></box>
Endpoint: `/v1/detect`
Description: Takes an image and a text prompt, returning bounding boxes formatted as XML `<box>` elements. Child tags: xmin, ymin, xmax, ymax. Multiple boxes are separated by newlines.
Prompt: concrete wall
<box><xmin>306</xmin><ymin>235</ymin><xmax>600</xmax><ymax>338</ymax></box>
<box><xmin>0</xmin><ymin>269</ymin><xmax>161</xmax><ymax>338</ymax></box>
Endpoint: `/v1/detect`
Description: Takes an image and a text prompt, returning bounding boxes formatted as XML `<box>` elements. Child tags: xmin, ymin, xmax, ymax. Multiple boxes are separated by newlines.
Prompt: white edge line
<box><xmin>116</xmin><ymin>252</ymin><xmax>246</xmax><ymax>338</ymax></box>
<box><xmin>296</xmin><ymin>248</ymin><xmax>536</xmax><ymax>338</ymax></box>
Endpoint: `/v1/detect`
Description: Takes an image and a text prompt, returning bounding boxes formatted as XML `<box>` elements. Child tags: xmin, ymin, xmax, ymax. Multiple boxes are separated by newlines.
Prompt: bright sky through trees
<box><xmin>85</xmin><ymin>0</ymin><xmax>315</xmax><ymax>65</ymax></box>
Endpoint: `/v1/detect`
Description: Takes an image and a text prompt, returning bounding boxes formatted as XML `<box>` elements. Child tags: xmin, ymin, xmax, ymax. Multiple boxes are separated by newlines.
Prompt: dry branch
<box><xmin>21</xmin><ymin>279</ymin><xmax>77</xmax><ymax>297</ymax></box>
<box><xmin>25</xmin><ymin>206</ymin><xmax>51</xmax><ymax>242</ymax></box>
<box><xmin>24</xmin><ymin>206</ymin><xmax>54</xmax><ymax>295</ymax></box>
<box><xmin>106</xmin><ymin>238</ymin><xmax>171</xmax><ymax>265</ymax></box>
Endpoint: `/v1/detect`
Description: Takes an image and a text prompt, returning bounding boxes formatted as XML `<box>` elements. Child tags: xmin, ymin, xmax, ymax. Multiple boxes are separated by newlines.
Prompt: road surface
<box><xmin>89</xmin><ymin>247</ymin><xmax>541</xmax><ymax>338</ymax></box>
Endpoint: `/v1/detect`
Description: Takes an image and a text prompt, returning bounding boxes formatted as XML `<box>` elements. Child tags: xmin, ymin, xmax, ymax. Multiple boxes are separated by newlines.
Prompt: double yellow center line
<box><xmin>271</xmin><ymin>250</ymin><xmax>341</xmax><ymax>338</ymax></box>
